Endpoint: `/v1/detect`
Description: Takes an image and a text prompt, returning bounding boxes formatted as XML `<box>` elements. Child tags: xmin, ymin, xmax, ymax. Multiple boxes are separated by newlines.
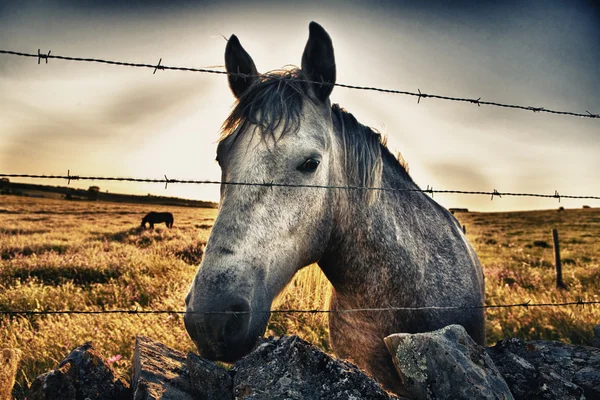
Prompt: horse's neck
<box><xmin>320</xmin><ymin>157</ymin><xmax>423</xmax><ymax>306</ymax></box>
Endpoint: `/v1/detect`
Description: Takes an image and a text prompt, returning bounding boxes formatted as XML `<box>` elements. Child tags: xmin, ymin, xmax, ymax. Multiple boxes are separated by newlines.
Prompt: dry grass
<box><xmin>0</xmin><ymin>196</ymin><xmax>212</xmax><ymax>398</ymax></box>
<box><xmin>455</xmin><ymin>209</ymin><xmax>600</xmax><ymax>345</ymax></box>
<box><xmin>1</xmin><ymin>195</ymin><xmax>599</xmax><ymax>398</ymax></box>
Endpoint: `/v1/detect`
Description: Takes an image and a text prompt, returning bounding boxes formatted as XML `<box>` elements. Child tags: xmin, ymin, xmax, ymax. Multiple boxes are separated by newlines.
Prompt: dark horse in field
<box><xmin>141</xmin><ymin>212</ymin><xmax>174</xmax><ymax>229</ymax></box>
<box><xmin>184</xmin><ymin>22</ymin><xmax>485</xmax><ymax>395</ymax></box>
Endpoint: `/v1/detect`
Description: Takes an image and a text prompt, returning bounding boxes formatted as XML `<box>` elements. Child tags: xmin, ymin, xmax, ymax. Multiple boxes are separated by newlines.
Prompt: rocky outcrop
<box><xmin>26</xmin><ymin>326</ymin><xmax>600</xmax><ymax>400</ymax></box>
<box><xmin>486</xmin><ymin>337</ymin><xmax>600</xmax><ymax>400</ymax></box>
<box><xmin>128</xmin><ymin>337</ymin><xmax>236</xmax><ymax>399</ymax></box>
<box><xmin>131</xmin><ymin>336</ymin><xmax>195</xmax><ymax>399</ymax></box>
<box><xmin>187</xmin><ymin>352</ymin><xmax>232</xmax><ymax>400</ymax></box>
<box><xmin>30</xmin><ymin>335</ymin><xmax>399</xmax><ymax>399</ymax></box>
<box><xmin>130</xmin><ymin>335</ymin><xmax>400</xmax><ymax>400</ymax></box>
<box><xmin>384</xmin><ymin>325</ymin><xmax>513</xmax><ymax>400</ymax></box>
<box><xmin>27</xmin><ymin>342</ymin><xmax>130</xmax><ymax>400</ymax></box>
<box><xmin>232</xmin><ymin>335</ymin><xmax>401</xmax><ymax>399</ymax></box>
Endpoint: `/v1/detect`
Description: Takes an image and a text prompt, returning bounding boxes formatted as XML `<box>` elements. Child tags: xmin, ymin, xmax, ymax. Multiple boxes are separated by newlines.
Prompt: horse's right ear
<box><xmin>225</xmin><ymin>35</ymin><xmax>259</xmax><ymax>99</ymax></box>
<box><xmin>301</xmin><ymin>22</ymin><xmax>336</xmax><ymax>103</ymax></box>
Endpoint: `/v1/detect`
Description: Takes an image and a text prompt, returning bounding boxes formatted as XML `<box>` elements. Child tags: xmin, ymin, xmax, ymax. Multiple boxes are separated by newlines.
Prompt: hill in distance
<box><xmin>0</xmin><ymin>180</ymin><xmax>218</xmax><ymax>209</ymax></box>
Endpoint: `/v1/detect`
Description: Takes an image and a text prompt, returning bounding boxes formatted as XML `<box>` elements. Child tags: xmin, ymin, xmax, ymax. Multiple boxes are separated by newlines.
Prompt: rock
<box><xmin>131</xmin><ymin>335</ymin><xmax>195</xmax><ymax>399</ymax></box>
<box><xmin>27</xmin><ymin>342</ymin><xmax>130</xmax><ymax>400</ymax></box>
<box><xmin>186</xmin><ymin>352</ymin><xmax>232</xmax><ymax>400</ymax></box>
<box><xmin>27</xmin><ymin>363</ymin><xmax>76</xmax><ymax>400</ymax></box>
<box><xmin>232</xmin><ymin>335</ymin><xmax>402</xmax><ymax>400</ymax></box>
<box><xmin>28</xmin><ymin>331</ymin><xmax>600</xmax><ymax>400</ymax></box>
<box><xmin>384</xmin><ymin>324</ymin><xmax>513</xmax><ymax>400</ymax></box>
<box><xmin>0</xmin><ymin>348</ymin><xmax>21</xmax><ymax>400</ymax></box>
<box><xmin>486</xmin><ymin>337</ymin><xmax>600</xmax><ymax>400</ymax></box>
<box><xmin>592</xmin><ymin>325</ymin><xmax>600</xmax><ymax>348</ymax></box>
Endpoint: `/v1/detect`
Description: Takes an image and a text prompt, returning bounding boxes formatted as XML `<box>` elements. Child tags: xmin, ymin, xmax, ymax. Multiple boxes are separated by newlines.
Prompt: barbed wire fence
<box><xmin>1</xmin><ymin>299</ymin><xmax>600</xmax><ymax>317</ymax></box>
<box><xmin>2</xmin><ymin>173</ymin><xmax>600</xmax><ymax>201</ymax></box>
<box><xmin>1</xmin><ymin>172</ymin><xmax>599</xmax><ymax>316</ymax></box>
<box><xmin>1</xmin><ymin>48</ymin><xmax>599</xmax><ymax>119</ymax></box>
<box><xmin>1</xmin><ymin>48</ymin><xmax>599</xmax><ymax>318</ymax></box>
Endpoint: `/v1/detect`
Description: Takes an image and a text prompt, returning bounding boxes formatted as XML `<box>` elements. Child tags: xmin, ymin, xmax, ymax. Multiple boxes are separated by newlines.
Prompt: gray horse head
<box><xmin>185</xmin><ymin>24</ymin><xmax>484</xmax><ymax>395</ymax></box>
<box><xmin>184</xmin><ymin>22</ymin><xmax>339</xmax><ymax>362</ymax></box>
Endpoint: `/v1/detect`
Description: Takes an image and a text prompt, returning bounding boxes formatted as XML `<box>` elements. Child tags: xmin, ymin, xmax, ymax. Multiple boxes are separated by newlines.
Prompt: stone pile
<box><xmin>23</xmin><ymin>324</ymin><xmax>600</xmax><ymax>400</ymax></box>
<box><xmin>28</xmin><ymin>336</ymin><xmax>402</xmax><ymax>400</ymax></box>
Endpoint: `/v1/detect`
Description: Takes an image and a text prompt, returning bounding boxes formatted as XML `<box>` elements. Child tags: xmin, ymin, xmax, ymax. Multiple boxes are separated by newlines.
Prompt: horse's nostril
<box><xmin>223</xmin><ymin>301</ymin><xmax>251</xmax><ymax>337</ymax></box>
<box><xmin>184</xmin><ymin>293</ymin><xmax>259</xmax><ymax>362</ymax></box>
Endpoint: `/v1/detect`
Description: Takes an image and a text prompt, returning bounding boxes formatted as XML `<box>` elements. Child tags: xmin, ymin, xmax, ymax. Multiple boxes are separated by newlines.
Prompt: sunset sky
<box><xmin>1</xmin><ymin>1</ymin><xmax>599</xmax><ymax>211</ymax></box>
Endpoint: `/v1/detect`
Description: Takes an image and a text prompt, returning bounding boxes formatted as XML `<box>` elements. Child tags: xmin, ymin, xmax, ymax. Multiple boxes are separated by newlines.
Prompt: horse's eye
<box><xmin>299</xmin><ymin>158</ymin><xmax>320</xmax><ymax>172</ymax></box>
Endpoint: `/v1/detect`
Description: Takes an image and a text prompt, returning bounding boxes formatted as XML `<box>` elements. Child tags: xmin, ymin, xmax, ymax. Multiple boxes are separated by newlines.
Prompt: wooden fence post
<box><xmin>552</xmin><ymin>228</ymin><xmax>567</xmax><ymax>290</ymax></box>
<box><xmin>462</xmin><ymin>225</ymin><xmax>466</xmax><ymax>234</ymax></box>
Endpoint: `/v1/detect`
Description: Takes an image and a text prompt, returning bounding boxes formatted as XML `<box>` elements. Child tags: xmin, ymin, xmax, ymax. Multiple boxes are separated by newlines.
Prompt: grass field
<box><xmin>1</xmin><ymin>195</ymin><xmax>599</xmax><ymax>398</ymax></box>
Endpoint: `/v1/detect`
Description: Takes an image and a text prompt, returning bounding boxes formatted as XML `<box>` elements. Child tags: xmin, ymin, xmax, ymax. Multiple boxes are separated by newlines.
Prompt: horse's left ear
<box><xmin>301</xmin><ymin>22</ymin><xmax>336</xmax><ymax>103</ymax></box>
<box><xmin>225</xmin><ymin>34</ymin><xmax>259</xmax><ymax>99</ymax></box>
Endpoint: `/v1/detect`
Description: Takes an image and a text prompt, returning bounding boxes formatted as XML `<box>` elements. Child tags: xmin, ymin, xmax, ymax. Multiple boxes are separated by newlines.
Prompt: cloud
<box><xmin>427</xmin><ymin>162</ymin><xmax>492</xmax><ymax>191</ymax></box>
<box><xmin>0</xmin><ymin>77</ymin><xmax>207</xmax><ymax>172</ymax></box>
<box><xmin>100</xmin><ymin>78</ymin><xmax>204</xmax><ymax>127</ymax></box>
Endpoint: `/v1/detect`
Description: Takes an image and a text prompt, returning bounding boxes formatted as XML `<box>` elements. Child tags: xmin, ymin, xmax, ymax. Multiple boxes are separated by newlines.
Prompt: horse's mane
<box><xmin>330</xmin><ymin>104</ymin><xmax>412</xmax><ymax>190</ymax></box>
<box><xmin>221</xmin><ymin>69</ymin><xmax>308</xmax><ymax>143</ymax></box>
<box><xmin>220</xmin><ymin>68</ymin><xmax>411</xmax><ymax>192</ymax></box>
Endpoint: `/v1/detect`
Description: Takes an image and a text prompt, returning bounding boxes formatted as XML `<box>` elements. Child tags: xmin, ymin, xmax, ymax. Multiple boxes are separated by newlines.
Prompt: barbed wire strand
<box><xmin>0</xmin><ymin>300</ymin><xmax>598</xmax><ymax>317</ymax></box>
<box><xmin>0</xmin><ymin>49</ymin><xmax>598</xmax><ymax>120</ymax></box>
<box><xmin>2</xmin><ymin>173</ymin><xmax>599</xmax><ymax>201</ymax></box>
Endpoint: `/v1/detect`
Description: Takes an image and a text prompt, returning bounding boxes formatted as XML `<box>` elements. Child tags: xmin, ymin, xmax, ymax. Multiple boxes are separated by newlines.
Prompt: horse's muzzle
<box><xmin>184</xmin><ymin>296</ymin><xmax>260</xmax><ymax>362</ymax></box>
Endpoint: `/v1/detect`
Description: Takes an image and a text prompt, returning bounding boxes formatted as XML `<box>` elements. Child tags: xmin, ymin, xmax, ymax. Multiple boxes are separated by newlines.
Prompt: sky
<box><xmin>0</xmin><ymin>0</ymin><xmax>599</xmax><ymax>211</ymax></box>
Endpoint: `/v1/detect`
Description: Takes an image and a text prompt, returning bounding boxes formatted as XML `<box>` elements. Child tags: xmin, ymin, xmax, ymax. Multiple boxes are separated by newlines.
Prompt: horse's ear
<box><xmin>225</xmin><ymin>35</ymin><xmax>259</xmax><ymax>99</ymax></box>
<box><xmin>301</xmin><ymin>22</ymin><xmax>336</xmax><ymax>103</ymax></box>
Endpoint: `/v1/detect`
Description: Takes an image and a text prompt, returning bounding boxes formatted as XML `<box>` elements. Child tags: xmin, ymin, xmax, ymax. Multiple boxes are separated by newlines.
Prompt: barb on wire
<box><xmin>425</xmin><ymin>184</ymin><xmax>434</xmax><ymax>197</ymax></box>
<box><xmin>586</xmin><ymin>111</ymin><xmax>600</xmax><ymax>118</ymax></box>
<box><xmin>490</xmin><ymin>189</ymin><xmax>501</xmax><ymax>201</ymax></box>
<box><xmin>528</xmin><ymin>106</ymin><xmax>545</xmax><ymax>113</ymax></box>
<box><xmin>37</xmin><ymin>49</ymin><xmax>50</xmax><ymax>64</ymax></box>
<box><xmin>2</xmin><ymin>172</ymin><xmax>600</xmax><ymax>201</ymax></box>
<box><xmin>471</xmin><ymin>97</ymin><xmax>482</xmax><ymax>107</ymax></box>
<box><xmin>153</xmin><ymin>58</ymin><xmax>163</xmax><ymax>74</ymax></box>
<box><xmin>1</xmin><ymin>299</ymin><xmax>599</xmax><ymax>317</ymax></box>
<box><xmin>417</xmin><ymin>88</ymin><xmax>427</xmax><ymax>104</ymax></box>
<box><xmin>0</xmin><ymin>49</ymin><xmax>598</xmax><ymax>119</ymax></box>
<box><xmin>67</xmin><ymin>169</ymin><xmax>76</xmax><ymax>185</ymax></box>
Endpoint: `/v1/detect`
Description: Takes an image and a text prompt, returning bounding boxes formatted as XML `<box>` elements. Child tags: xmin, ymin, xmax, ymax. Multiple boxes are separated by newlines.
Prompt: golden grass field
<box><xmin>1</xmin><ymin>194</ymin><xmax>599</xmax><ymax>398</ymax></box>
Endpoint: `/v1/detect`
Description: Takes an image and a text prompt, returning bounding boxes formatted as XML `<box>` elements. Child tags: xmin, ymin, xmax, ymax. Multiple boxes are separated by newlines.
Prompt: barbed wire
<box><xmin>2</xmin><ymin>172</ymin><xmax>600</xmax><ymax>201</ymax></box>
<box><xmin>0</xmin><ymin>299</ymin><xmax>598</xmax><ymax>317</ymax></box>
<box><xmin>0</xmin><ymin>49</ymin><xmax>598</xmax><ymax>120</ymax></box>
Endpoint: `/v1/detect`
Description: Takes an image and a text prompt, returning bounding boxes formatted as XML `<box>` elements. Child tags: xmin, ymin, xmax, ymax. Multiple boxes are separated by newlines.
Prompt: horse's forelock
<box><xmin>220</xmin><ymin>68</ymin><xmax>310</xmax><ymax>144</ymax></box>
